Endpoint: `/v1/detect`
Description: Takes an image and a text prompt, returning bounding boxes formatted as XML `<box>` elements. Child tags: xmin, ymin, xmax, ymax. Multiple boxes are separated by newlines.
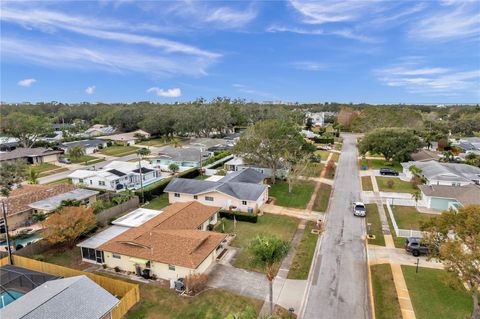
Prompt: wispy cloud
<box><xmin>85</xmin><ymin>86</ymin><xmax>96</xmax><ymax>94</ymax></box>
<box><xmin>375</xmin><ymin>59</ymin><xmax>480</xmax><ymax>95</ymax></box>
<box><xmin>266</xmin><ymin>25</ymin><xmax>379</xmax><ymax>43</ymax></box>
<box><xmin>205</xmin><ymin>6</ymin><xmax>258</xmax><ymax>28</ymax></box>
<box><xmin>147</xmin><ymin>87</ymin><xmax>182</xmax><ymax>97</ymax></box>
<box><xmin>291</xmin><ymin>61</ymin><xmax>326</xmax><ymax>71</ymax></box>
<box><xmin>17</xmin><ymin>78</ymin><xmax>36</xmax><ymax>87</ymax></box>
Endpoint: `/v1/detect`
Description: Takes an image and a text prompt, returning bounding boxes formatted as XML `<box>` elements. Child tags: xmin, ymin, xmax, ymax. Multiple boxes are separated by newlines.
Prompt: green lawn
<box><xmin>391</xmin><ymin>206</ymin><xmax>438</xmax><ymax>230</ymax></box>
<box><xmin>362</xmin><ymin>176</ymin><xmax>374</xmax><ymax>191</ymax></box>
<box><xmin>402</xmin><ymin>266</ymin><xmax>472</xmax><ymax>319</ymax></box>
<box><xmin>269</xmin><ymin>181</ymin><xmax>315</xmax><ymax>209</ymax></box>
<box><xmin>384</xmin><ymin>205</ymin><xmax>407</xmax><ymax>248</ymax></box>
<box><xmin>376</xmin><ymin>177</ymin><xmax>417</xmax><ymax>194</ymax></box>
<box><xmin>220</xmin><ymin>214</ymin><xmax>299</xmax><ymax>273</ymax></box>
<box><xmin>66</xmin><ymin>155</ymin><xmax>103</xmax><ymax>165</ymax></box>
<box><xmin>32</xmin><ymin>163</ymin><xmax>68</xmax><ymax>177</ymax></box>
<box><xmin>35</xmin><ymin>244</ymin><xmax>91</xmax><ymax>270</ymax></box>
<box><xmin>127</xmin><ymin>284</ymin><xmax>262</xmax><ymax>319</ymax></box>
<box><xmin>331</xmin><ymin>152</ymin><xmax>340</xmax><ymax>162</ymax></box>
<box><xmin>365</xmin><ymin>204</ymin><xmax>385</xmax><ymax>246</ymax></box>
<box><xmin>371</xmin><ymin>264</ymin><xmax>402</xmax><ymax>319</ymax></box>
<box><xmin>314</xmin><ymin>150</ymin><xmax>330</xmax><ymax>161</ymax></box>
<box><xmin>195</xmin><ymin>175</ymin><xmax>210</xmax><ymax>180</ymax></box>
<box><xmin>144</xmin><ymin>193</ymin><xmax>170</xmax><ymax>210</ymax></box>
<box><xmin>138</xmin><ymin>137</ymin><xmax>169</xmax><ymax>147</ymax></box>
<box><xmin>358</xmin><ymin>159</ymin><xmax>402</xmax><ymax>172</ymax></box>
<box><xmin>312</xmin><ymin>183</ymin><xmax>331</xmax><ymax>212</ymax></box>
<box><xmin>306</xmin><ymin>162</ymin><xmax>324</xmax><ymax>177</ymax></box>
<box><xmin>98</xmin><ymin>145</ymin><xmax>139</xmax><ymax>157</ymax></box>
<box><xmin>287</xmin><ymin>221</ymin><xmax>319</xmax><ymax>279</ymax></box>
<box><xmin>334</xmin><ymin>143</ymin><xmax>342</xmax><ymax>151</ymax></box>
<box><xmin>47</xmin><ymin>177</ymin><xmax>72</xmax><ymax>185</ymax></box>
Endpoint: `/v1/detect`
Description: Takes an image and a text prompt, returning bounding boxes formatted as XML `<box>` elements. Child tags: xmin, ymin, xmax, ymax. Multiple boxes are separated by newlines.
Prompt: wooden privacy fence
<box><xmin>0</xmin><ymin>255</ymin><xmax>140</xmax><ymax>319</ymax></box>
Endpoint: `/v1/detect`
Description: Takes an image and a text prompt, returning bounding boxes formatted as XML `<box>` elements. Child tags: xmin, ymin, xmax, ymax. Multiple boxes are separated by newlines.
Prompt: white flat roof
<box><xmin>111</xmin><ymin>208</ymin><xmax>163</xmax><ymax>227</ymax></box>
<box><xmin>205</xmin><ymin>175</ymin><xmax>224</xmax><ymax>182</ymax></box>
<box><xmin>77</xmin><ymin>225</ymin><xmax>129</xmax><ymax>249</ymax></box>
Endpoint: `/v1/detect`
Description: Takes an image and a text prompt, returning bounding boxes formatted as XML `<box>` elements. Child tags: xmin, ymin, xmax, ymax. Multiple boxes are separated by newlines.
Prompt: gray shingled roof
<box><xmin>0</xmin><ymin>275</ymin><xmax>119</xmax><ymax>319</ymax></box>
<box><xmin>28</xmin><ymin>188</ymin><xmax>99</xmax><ymax>212</ymax></box>
<box><xmin>165</xmin><ymin>178</ymin><xmax>219</xmax><ymax>194</ymax></box>
<box><xmin>402</xmin><ymin>161</ymin><xmax>480</xmax><ymax>183</ymax></box>
<box><xmin>219</xmin><ymin>168</ymin><xmax>267</xmax><ymax>184</ymax></box>
<box><xmin>216</xmin><ymin>182</ymin><xmax>267</xmax><ymax>201</ymax></box>
<box><xmin>60</xmin><ymin>139</ymin><xmax>106</xmax><ymax>149</ymax></box>
<box><xmin>419</xmin><ymin>184</ymin><xmax>480</xmax><ymax>206</ymax></box>
<box><xmin>155</xmin><ymin>147</ymin><xmax>209</xmax><ymax>162</ymax></box>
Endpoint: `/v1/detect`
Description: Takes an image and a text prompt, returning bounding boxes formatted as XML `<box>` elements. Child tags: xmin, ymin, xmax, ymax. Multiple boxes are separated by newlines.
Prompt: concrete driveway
<box><xmin>368</xmin><ymin>245</ymin><xmax>444</xmax><ymax>269</ymax></box>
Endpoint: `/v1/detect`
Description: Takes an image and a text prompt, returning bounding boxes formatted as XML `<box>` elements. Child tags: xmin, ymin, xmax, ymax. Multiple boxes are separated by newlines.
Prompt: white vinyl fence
<box><xmin>386</xmin><ymin>199</ymin><xmax>424</xmax><ymax>238</ymax></box>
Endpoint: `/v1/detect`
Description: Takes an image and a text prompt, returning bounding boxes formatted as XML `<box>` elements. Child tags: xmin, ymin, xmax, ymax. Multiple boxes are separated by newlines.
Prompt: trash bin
<box><xmin>362</xmin><ymin>165</ymin><xmax>367</xmax><ymax>170</ymax></box>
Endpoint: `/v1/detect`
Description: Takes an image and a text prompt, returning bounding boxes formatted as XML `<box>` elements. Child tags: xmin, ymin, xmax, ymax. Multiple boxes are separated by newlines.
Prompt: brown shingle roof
<box><xmin>419</xmin><ymin>184</ymin><xmax>480</xmax><ymax>206</ymax></box>
<box><xmin>99</xmin><ymin>202</ymin><xmax>226</xmax><ymax>269</ymax></box>
<box><xmin>0</xmin><ymin>184</ymin><xmax>75</xmax><ymax>217</ymax></box>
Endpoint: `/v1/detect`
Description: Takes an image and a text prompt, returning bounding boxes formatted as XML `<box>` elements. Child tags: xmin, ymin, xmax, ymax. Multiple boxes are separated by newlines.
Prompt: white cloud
<box><xmin>291</xmin><ymin>61</ymin><xmax>326</xmax><ymax>71</ymax></box>
<box><xmin>375</xmin><ymin>60</ymin><xmax>480</xmax><ymax>95</ymax></box>
<box><xmin>17</xmin><ymin>78</ymin><xmax>36</xmax><ymax>87</ymax></box>
<box><xmin>205</xmin><ymin>6</ymin><xmax>257</xmax><ymax>27</ymax></box>
<box><xmin>266</xmin><ymin>25</ymin><xmax>378</xmax><ymax>43</ymax></box>
<box><xmin>147</xmin><ymin>87</ymin><xmax>182</xmax><ymax>97</ymax></box>
<box><xmin>85</xmin><ymin>86</ymin><xmax>96</xmax><ymax>94</ymax></box>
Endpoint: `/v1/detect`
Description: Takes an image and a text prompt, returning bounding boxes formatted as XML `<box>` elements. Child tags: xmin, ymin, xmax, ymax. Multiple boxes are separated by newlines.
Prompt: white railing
<box><xmin>386</xmin><ymin>199</ymin><xmax>423</xmax><ymax>238</ymax></box>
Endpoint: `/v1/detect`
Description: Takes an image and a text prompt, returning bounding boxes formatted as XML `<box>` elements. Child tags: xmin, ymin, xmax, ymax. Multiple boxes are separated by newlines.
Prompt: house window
<box><xmin>205</xmin><ymin>196</ymin><xmax>214</xmax><ymax>201</ymax></box>
<box><xmin>168</xmin><ymin>264</ymin><xmax>176</xmax><ymax>271</ymax></box>
<box><xmin>174</xmin><ymin>193</ymin><xmax>181</xmax><ymax>198</ymax></box>
<box><xmin>99</xmin><ymin>181</ymin><xmax>106</xmax><ymax>186</ymax></box>
<box><xmin>193</xmin><ymin>195</ymin><xmax>198</xmax><ymax>200</ymax></box>
<box><xmin>242</xmin><ymin>200</ymin><xmax>247</xmax><ymax>205</ymax></box>
<box><xmin>112</xmin><ymin>253</ymin><xmax>121</xmax><ymax>259</ymax></box>
<box><xmin>79</xmin><ymin>179</ymin><xmax>84</xmax><ymax>183</ymax></box>
<box><xmin>89</xmin><ymin>180</ymin><xmax>93</xmax><ymax>185</ymax></box>
<box><xmin>209</xmin><ymin>216</ymin><xmax>215</xmax><ymax>222</ymax></box>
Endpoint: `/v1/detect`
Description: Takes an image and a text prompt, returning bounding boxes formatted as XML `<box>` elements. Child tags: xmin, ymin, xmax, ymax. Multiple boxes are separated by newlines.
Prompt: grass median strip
<box><xmin>384</xmin><ymin>205</ymin><xmax>407</xmax><ymax>248</ymax></box>
<box><xmin>287</xmin><ymin>221</ymin><xmax>319</xmax><ymax>279</ymax></box>
<box><xmin>402</xmin><ymin>266</ymin><xmax>472</xmax><ymax>319</ymax></box>
<box><xmin>371</xmin><ymin>264</ymin><xmax>402</xmax><ymax>319</ymax></box>
<box><xmin>361</xmin><ymin>176</ymin><xmax>374</xmax><ymax>191</ymax></box>
<box><xmin>312</xmin><ymin>183</ymin><xmax>332</xmax><ymax>212</ymax></box>
<box><xmin>365</xmin><ymin>204</ymin><xmax>385</xmax><ymax>246</ymax></box>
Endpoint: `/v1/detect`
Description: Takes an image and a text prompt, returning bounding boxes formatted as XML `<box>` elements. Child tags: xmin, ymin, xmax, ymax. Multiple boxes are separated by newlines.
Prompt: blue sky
<box><xmin>1</xmin><ymin>0</ymin><xmax>479</xmax><ymax>103</ymax></box>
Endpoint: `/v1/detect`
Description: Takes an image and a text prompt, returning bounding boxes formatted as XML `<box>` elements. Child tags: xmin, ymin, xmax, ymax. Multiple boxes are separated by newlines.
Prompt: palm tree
<box><xmin>27</xmin><ymin>166</ymin><xmax>39</xmax><ymax>184</ymax></box>
<box><xmin>172</xmin><ymin>137</ymin><xmax>182</xmax><ymax>148</ymax></box>
<box><xmin>408</xmin><ymin>165</ymin><xmax>422</xmax><ymax>177</ymax></box>
<box><xmin>412</xmin><ymin>189</ymin><xmax>422</xmax><ymax>207</ymax></box>
<box><xmin>69</xmin><ymin>145</ymin><xmax>85</xmax><ymax>160</ymax></box>
<box><xmin>442</xmin><ymin>150</ymin><xmax>455</xmax><ymax>163</ymax></box>
<box><xmin>136</xmin><ymin>148</ymin><xmax>151</xmax><ymax>204</ymax></box>
<box><xmin>249</xmin><ymin>235</ymin><xmax>290</xmax><ymax>315</ymax></box>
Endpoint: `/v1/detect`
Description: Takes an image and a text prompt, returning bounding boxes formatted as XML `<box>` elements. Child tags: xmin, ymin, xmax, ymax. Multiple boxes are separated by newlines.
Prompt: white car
<box><xmin>353</xmin><ymin>202</ymin><xmax>366</xmax><ymax>217</ymax></box>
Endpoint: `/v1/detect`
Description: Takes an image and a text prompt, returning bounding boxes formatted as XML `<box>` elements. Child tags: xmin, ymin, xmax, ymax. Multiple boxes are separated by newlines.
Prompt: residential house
<box><xmin>410</xmin><ymin>149</ymin><xmax>441</xmax><ymax>162</ymax></box>
<box><xmin>0</xmin><ymin>137</ymin><xmax>19</xmax><ymax>152</ymax></box>
<box><xmin>0</xmin><ymin>147</ymin><xmax>63</xmax><ymax>164</ymax></box>
<box><xmin>28</xmin><ymin>188</ymin><xmax>99</xmax><ymax>214</ymax></box>
<box><xmin>98</xmin><ymin>129</ymin><xmax>150</xmax><ymax>146</ymax></box>
<box><xmin>152</xmin><ymin>147</ymin><xmax>211</xmax><ymax>172</ymax></box>
<box><xmin>165</xmin><ymin>168</ymin><xmax>268</xmax><ymax>213</ymax></box>
<box><xmin>0</xmin><ymin>184</ymin><xmax>75</xmax><ymax>230</ymax></box>
<box><xmin>68</xmin><ymin>160</ymin><xmax>163</xmax><ymax>191</ymax></box>
<box><xmin>60</xmin><ymin>139</ymin><xmax>108</xmax><ymax>155</ymax></box>
<box><xmin>418</xmin><ymin>184</ymin><xmax>480</xmax><ymax>211</ymax></box>
<box><xmin>187</xmin><ymin>137</ymin><xmax>234</xmax><ymax>151</ymax></box>
<box><xmin>98</xmin><ymin>202</ymin><xmax>225</xmax><ymax>280</ymax></box>
<box><xmin>305</xmin><ymin>112</ymin><xmax>325</xmax><ymax>127</ymax></box>
<box><xmin>0</xmin><ymin>274</ymin><xmax>119</xmax><ymax>319</ymax></box>
<box><xmin>84</xmin><ymin>124</ymin><xmax>116</xmax><ymax>137</ymax></box>
<box><xmin>456</xmin><ymin>137</ymin><xmax>480</xmax><ymax>155</ymax></box>
<box><xmin>39</xmin><ymin>131</ymin><xmax>64</xmax><ymax>143</ymax></box>
<box><xmin>402</xmin><ymin>160</ymin><xmax>480</xmax><ymax>186</ymax></box>
<box><xmin>224</xmin><ymin>156</ymin><xmax>288</xmax><ymax>179</ymax></box>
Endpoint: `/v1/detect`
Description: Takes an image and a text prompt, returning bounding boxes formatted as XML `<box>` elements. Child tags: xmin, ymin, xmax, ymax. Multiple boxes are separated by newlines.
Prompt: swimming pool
<box><xmin>0</xmin><ymin>290</ymin><xmax>24</xmax><ymax>309</ymax></box>
<box><xmin>0</xmin><ymin>232</ymin><xmax>42</xmax><ymax>250</ymax></box>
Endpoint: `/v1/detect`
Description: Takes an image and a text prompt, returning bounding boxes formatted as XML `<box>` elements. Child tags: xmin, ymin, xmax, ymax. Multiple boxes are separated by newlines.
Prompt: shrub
<box><xmin>207</xmin><ymin>224</ymin><xmax>214</xmax><ymax>231</ymax></box>
<box><xmin>33</xmin><ymin>254</ymin><xmax>45</xmax><ymax>261</ymax></box>
<box><xmin>312</xmin><ymin>137</ymin><xmax>335</xmax><ymax>144</ymax></box>
<box><xmin>114</xmin><ymin>266</ymin><xmax>121</xmax><ymax>272</ymax></box>
<box><xmin>219</xmin><ymin>210</ymin><xmax>258</xmax><ymax>223</ymax></box>
<box><xmin>184</xmin><ymin>273</ymin><xmax>208</xmax><ymax>294</ymax></box>
<box><xmin>410</xmin><ymin>175</ymin><xmax>422</xmax><ymax>188</ymax></box>
<box><xmin>387</xmin><ymin>179</ymin><xmax>395</xmax><ymax>189</ymax></box>
<box><xmin>102</xmin><ymin>264</ymin><xmax>107</xmax><ymax>269</ymax></box>
<box><xmin>203</xmin><ymin>151</ymin><xmax>231</xmax><ymax>166</ymax></box>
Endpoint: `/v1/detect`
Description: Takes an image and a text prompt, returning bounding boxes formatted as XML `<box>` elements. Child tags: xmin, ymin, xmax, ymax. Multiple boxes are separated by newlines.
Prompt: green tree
<box><xmin>27</xmin><ymin>166</ymin><xmax>39</xmax><ymax>184</ymax></box>
<box><xmin>249</xmin><ymin>235</ymin><xmax>290</xmax><ymax>315</ymax></box>
<box><xmin>136</xmin><ymin>148</ymin><xmax>151</xmax><ymax>157</ymax></box>
<box><xmin>68</xmin><ymin>145</ymin><xmax>85</xmax><ymax>160</ymax></box>
<box><xmin>168</xmin><ymin>163</ymin><xmax>180</xmax><ymax>174</ymax></box>
<box><xmin>0</xmin><ymin>160</ymin><xmax>27</xmax><ymax>197</ymax></box>
<box><xmin>359</xmin><ymin>128</ymin><xmax>422</xmax><ymax>162</ymax></box>
<box><xmin>441</xmin><ymin>150</ymin><xmax>455</xmax><ymax>163</ymax></box>
<box><xmin>411</xmin><ymin>189</ymin><xmax>422</xmax><ymax>207</ymax></box>
<box><xmin>421</xmin><ymin>205</ymin><xmax>480</xmax><ymax>319</ymax></box>
<box><xmin>2</xmin><ymin>112</ymin><xmax>52</xmax><ymax>148</ymax></box>
<box><xmin>233</xmin><ymin>120</ymin><xmax>313</xmax><ymax>183</ymax></box>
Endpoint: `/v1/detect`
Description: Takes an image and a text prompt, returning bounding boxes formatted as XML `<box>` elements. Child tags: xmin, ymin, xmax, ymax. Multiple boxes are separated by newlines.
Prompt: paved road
<box><xmin>302</xmin><ymin>134</ymin><xmax>371</xmax><ymax>319</ymax></box>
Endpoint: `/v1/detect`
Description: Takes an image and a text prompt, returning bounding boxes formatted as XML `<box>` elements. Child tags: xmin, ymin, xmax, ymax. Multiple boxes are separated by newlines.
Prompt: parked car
<box><xmin>353</xmin><ymin>202</ymin><xmax>366</xmax><ymax>217</ymax></box>
<box><xmin>379</xmin><ymin>168</ymin><xmax>399</xmax><ymax>176</ymax></box>
<box><xmin>58</xmin><ymin>157</ymin><xmax>71</xmax><ymax>164</ymax></box>
<box><xmin>405</xmin><ymin>237</ymin><xmax>428</xmax><ymax>256</ymax></box>
<box><xmin>318</xmin><ymin>145</ymin><xmax>332</xmax><ymax>151</ymax></box>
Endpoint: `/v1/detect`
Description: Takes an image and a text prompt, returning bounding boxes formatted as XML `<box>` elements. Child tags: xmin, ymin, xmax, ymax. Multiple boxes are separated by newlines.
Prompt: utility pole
<box><xmin>138</xmin><ymin>156</ymin><xmax>144</xmax><ymax>204</ymax></box>
<box><xmin>1</xmin><ymin>201</ymin><xmax>13</xmax><ymax>265</ymax></box>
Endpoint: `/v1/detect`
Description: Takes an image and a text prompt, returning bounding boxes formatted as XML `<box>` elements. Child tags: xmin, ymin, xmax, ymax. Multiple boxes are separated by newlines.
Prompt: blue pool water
<box><xmin>0</xmin><ymin>233</ymin><xmax>42</xmax><ymax>250</ymax></box>
<box><xmin>0</xmin><ymin>290</ymin><xmax>24</xmax><ymax>309</ymax></box>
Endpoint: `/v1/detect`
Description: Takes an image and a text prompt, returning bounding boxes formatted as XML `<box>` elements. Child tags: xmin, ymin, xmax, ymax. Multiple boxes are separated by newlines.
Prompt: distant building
<box><xmin>0</xmin><ymin>147</ymin><xmax>62</xmax><ymax>164</ymax></box>
<box><xmin>305</xmin><ymin>112</ymin><xmax>325</xmax><ymax>127</ymax></box>
<box><xmin>98</xmin><ymin>129</ymin><xmax>150</xmax><ymax>146</ymax></box>
<box><xmin>60</xmin><ymin>139</ymin><xmax>108</xmax><ymax>155</ymax></box>
<box><xmin>84</xmin><ymin>124</ymin><xmax>116</xmax><ymax>137</ymax></box>
<box><xmin>0</xmin><ymin>137</ymin><xmax>19</xmax><ymax>152</ymax></box>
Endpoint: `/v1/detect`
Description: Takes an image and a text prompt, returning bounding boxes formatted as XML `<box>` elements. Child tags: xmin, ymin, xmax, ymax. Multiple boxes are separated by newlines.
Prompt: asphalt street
<box><xmin>302</xmin><ymin>134</ymin><xmax>371</xmax><ymax>319</ymax></box>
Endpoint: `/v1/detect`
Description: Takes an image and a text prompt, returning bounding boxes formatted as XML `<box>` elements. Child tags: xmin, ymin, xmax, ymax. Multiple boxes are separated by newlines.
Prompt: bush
<box><xmin>114</xmin><ymin>266</ymin><xmax>121</xmax><ymax>272</ymax></box>
<box><xmin>33</xmin><ymin>254</ymin><xmax>46</xmax><ymax>261</ymax></box>
<box><xmin>387</xmin><ymin>179</ymin><xmax>395</xmax><ymax>189</ymax></box>
<box><xmin>312</xmin><ymin>137</ymin><xmax>335</xmax><ymax>144</ymax></box>
<box><xmin>185</xmin><ymin>273</ymin><xmax>208</xmax><ymax>295</ymax></box>
<box><xmin>219</xmin><ymin>210</ymin><xmax>258</xmax><ymax>223</ymax></box>
<box><xmin>203</xmin><ymin>151</ymin><xmax>231</xmax><ymax>166</ymax></box>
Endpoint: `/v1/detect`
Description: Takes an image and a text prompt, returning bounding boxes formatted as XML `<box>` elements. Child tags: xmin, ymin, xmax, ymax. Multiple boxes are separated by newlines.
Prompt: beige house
<box><xmin>99</xmin><ymin>202</ymin><xmax>225</xmax><ymax>280</ymax></box>
<box><xmin>164</xmin><ymin>168</ymin><xmax>269</xmax><ymax>213</ymax></box>
<box><xmin>99</xmin><ymin>129</ymin><xmax>151</xmax><ymax>146</ymax></box>
<box><xmin>0</xmin><ymin>147</ymin><xmax>62</xmax><ymax>164</ymax></box>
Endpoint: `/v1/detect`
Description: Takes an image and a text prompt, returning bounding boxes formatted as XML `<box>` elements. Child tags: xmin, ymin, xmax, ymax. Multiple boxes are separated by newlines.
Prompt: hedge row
<box><xmin>219</xmin><ymin>210</ymin><xmax>258</xmax><ymax>223</ymax></box>
<box><xmin>312</xmin><ymin>137</ymin><xmax>335</xmax><ymax>144</ymax></box>
<box><xmin>203</xmin><ymin>151</ymin><xmax>231</xmax><ymax>166</ymax></box>
<box><xmin>135</xmin><ymin>168</ymin><xmax>200</xmax><ymax>201</ymax></box>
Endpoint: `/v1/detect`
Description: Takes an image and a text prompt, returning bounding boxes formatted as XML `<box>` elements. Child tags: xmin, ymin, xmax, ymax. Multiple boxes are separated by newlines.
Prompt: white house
<box><xmin>151</xmin><ymin>147</ymin><xmax>210</xmax><ymax>172</ymax></box>
<box><xmin>418</xmin><ymin>184</ymin><xmax>480</xmax><ymax>211</ymax></box>
<box><xmin>402</xmin><ymin>160</ymin><xmax>480</xmax><ymax>186</ymax></box>
<box><xmin>98</xmin><ymin>129</ymin><xmax>150</xmax><ymax>146</ymax></box>
<box><xmin>84</xmin><ymin>124</ymin><xmax>116</xmax><ymax>137</ymax></box>
<box><xmin>60</xmin><ymin>139</ymin><xmax>108</xmax><ymax>155</ymax></box>
<box><xmin>224</xmin><ymin>156</ymin><xmax>288</xmax><ymax>180</ymax></box>
<box><xmin>68</xmin><ymin>160</ymin><xmax>163</xmax><ymax>191</ymax></box>
<box><xmin>305</xmin><ymin>112</ymin><xmax>325</xmax><ymax>127</ymax></box>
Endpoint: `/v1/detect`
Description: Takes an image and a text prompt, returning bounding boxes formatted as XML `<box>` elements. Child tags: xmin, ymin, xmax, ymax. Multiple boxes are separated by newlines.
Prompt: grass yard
<box><xmin>144</xmin><ymin>193</ymin><xmax>170</xmax><ymax>210</ymax></box>
<box><xmin>384</xmin><ymin>205</ymin><xmax>407</xmax><ymax>248</ymax></box>
<box><xmin>391</xmin><ymin>206</ymin><xmax>438</xmax><ymax>230</ymax></box>
<box><xmin>361</xmin><ymin>176</ymin><xmax>374</xmax><ymax>191</ymax></box>
<box><xmin>402</xmin><ymin>266</ymin><xmax>472</xmax><ymax>319</ymax></box>
<box><xmin>287</xmin><ymin>221</ymin><xmax>319</xmax><ymax>279</ymax></box>
<box><xmin>47</xmin><ymin>177</ymin><xmax>72</xmax><ymax>185</ymax></box>
<box><xmin>314</xmin><ymin>150</ymin><xmax>330</xmax><ymax>161</ymax></box>
<box><xmin>269</xmin><ymin>181</ymin><xmax>315</xmax><ymax>209</ymax></box>
<box><xmin>376</xmin><ymin>176</ymin><xmax>417</xmax><ymax>194</ymax></box>
<box><xmin>312</xmin><ymin>183</ymin><xmax>332</xmax><ymax>212</ymax></box>
<box><xmin>306</xmin><ymin>162</ymin><xmax>324</xmax><ymax>177</ymax></box>
<box><xmin>98</xmin><ymin>145</ymin><xmax>139</xmax><ymax>157</ymax></box>
<box><xmin>32</xmin><ymin>163</ymin><xmax>68</xmax><ymax>177</ymax></box>
<box><xmin>34</xmin><ymin>244</ymin><xmax>91</xmax><ymax>270</ymax></box>
<box><xmin>127</xmin><ymin>284</ymin><xmax>262</xmax><ymax>319</ymax></box>
<box><xmin>334</xmin><ymin>143</ymin><xmax>342</xmax><ymax>151</ymax></box>
<box><xmin>66</xmin><ymin>154</ymin><xmax>102</xmax><ymax>165</ymax></box>
<box><xmin>330</xmin><ymin>152</ymin><xmax>340</xmax><ymax>162</ymax></box>
<box><xmin>365</xmin><ymin>204</ymin><xmax>385</xmax><ymax>246</ymax></box>
<box><xmin>221</xmin><ymin>214</ymin><xmax>299</xmax><ymax>273</ymax></box>
<box><xmin>138</xmin><ymin>138</ymin><xmax>169</xmax><ymax>147</ymax></box>
<box><xmin>358</xmin><ymin>159</ymin><xmax>402</xmax><ymax>172</ymax></box>
<box><xmin>195</xmin><ymin>175</ymin><xmax>210</xmax><ymax>180</ymax></box>
<box><xmin>371</xmin><ymin>264</ymin><xmax>402</xmax><ymax>319</ymax></box>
